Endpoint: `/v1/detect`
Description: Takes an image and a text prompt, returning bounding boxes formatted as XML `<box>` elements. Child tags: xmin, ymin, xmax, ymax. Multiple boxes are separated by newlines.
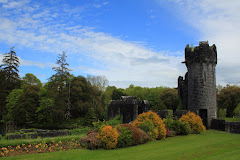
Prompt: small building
<box><xmin>108</xmin><ymin>96</ymin><xmax>150</xmax><ymax>123</ymax></box>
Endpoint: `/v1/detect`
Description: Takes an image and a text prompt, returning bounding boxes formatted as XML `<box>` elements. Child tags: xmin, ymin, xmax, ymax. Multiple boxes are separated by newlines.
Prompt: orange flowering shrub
<box><xmin>132</xmin><ymin>111</ymin><xmax>166</xmax><ymax>140</ymax></box>
<box><xmin>97</xmin><ymin>125</ymin><xmax>119</xmax><ymax>149</ymax></box>
<box><xmin>180</xmin><ymin>111</ymin><xmax>206</xmax><ymax>134</ymax></box>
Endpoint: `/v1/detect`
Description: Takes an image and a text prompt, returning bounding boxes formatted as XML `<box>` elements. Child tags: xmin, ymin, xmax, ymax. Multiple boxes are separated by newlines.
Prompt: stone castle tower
<box><xmin>178</xmin><ymin>41</ymin><xmax>217</xmax><ymax>128</ymax></box>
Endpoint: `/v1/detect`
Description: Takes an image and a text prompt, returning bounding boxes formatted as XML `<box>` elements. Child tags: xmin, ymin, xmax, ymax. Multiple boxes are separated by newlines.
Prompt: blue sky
<box><xmin>0</xmin><ymin>0</ymin><xmax>239</xmax><ymax>88</ymax></box>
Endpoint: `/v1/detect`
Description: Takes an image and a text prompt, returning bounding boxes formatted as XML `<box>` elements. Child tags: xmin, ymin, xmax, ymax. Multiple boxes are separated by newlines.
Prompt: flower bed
<box><xmin>1</xmin><ymin>111</ymin><xmax>207</xmax><ymax>157</ymax></box>
<box><xmin>0</xmin><ymin>139</ymin><xmax>81</xmax><ymax>157</ymax></box>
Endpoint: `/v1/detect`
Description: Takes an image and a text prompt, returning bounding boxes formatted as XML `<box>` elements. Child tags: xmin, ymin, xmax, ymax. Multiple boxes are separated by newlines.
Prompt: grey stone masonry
<box><xmin>107</xmin><ymin>96</ymin><xmax>150</xmax><ymax>123</ymax></box>
<box><xmin>120</xmin><ymin>96</ymin><xmax>138</xmax><ymax>123</ymax></box>
<box><xmin>178</xmin><ymin>41</ymin><xmax>217</xmax><ymax>128</ymax></box>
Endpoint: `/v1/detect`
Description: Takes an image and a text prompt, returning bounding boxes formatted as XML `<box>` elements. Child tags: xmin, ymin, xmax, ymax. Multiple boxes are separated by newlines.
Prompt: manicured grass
<box><xmin>224</xmin><ymin>117</ymin><xmax>240</xmax><ymax>122</ymax></box>
<box><xmin>0</xmin><ymin>134</ymin><xmax>85</xmax><ymax>148</ymax></box>
<box><xmin>2</xmin><ymin>130</ymin><xmax>240</xmax><ymax>160</ymax></box>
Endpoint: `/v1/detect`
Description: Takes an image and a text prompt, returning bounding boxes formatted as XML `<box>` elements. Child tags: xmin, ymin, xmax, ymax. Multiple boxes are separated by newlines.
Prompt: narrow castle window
<box><xmin>204</xmin><ymin>71</ymin><xmax>207</xmax><ymax>82</ymax></box>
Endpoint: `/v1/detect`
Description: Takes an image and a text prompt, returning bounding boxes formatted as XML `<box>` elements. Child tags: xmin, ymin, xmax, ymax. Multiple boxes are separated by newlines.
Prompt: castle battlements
<box><xmin>184</xmin><ymin>41</ymin><xmax>217</xmax><ymax>66</ymax></box>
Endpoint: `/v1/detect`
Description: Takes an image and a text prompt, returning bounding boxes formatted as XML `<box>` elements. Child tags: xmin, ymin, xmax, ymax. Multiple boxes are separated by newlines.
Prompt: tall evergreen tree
<box><xmin>0</xmin><ymin>47</ymin><xmax>20</xmax><ymax>84</ymax></box>
<box><xmin>51</xmin><ymin>51</ymin><xmax>71</xmax><ymax>92</ymax></box>
<box><xmin>47</xmin><ymin>51</ymin><xmax>72</xmax><ymax>122</ymax></box>
<box><xmin>0</xmin><ymin>47</ymin><xmax>20</xmax><ymax>120</ymax></box>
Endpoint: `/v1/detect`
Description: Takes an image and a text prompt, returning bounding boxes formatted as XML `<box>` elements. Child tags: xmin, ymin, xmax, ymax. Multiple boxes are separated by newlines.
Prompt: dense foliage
<box><xmin>116</xmin><ymin>126</ymin><xmax>133</xmax><ymax>148</ymax></box>
<box><xmin>0</xmin><ymin>50</ymin><xmax>106</xmax><ymax>131</ymax></box>
<box><xmin>164</xmin><ymin>118</ymin><xmax>190</xmax><ymax>135</ymax></box>
<box><xmin>97</xmin><ymin>125</ymin><xmax>119</xmax><ymax>149</ymax></box>
<box><xmin>217</xmin><ymin>85</ymin><xmax>240</xmax><ymax>117</ymax></box>
<box><xmin>123</xmin><ymin>85</ymin><xmax>178</xmax><ymax>111</ymax></box>
<box><xmin>120</xmin><ymin>124</ymin><xmax>149</xmax><ymax>145</ymax></box>
<box><xmin>180</xmin><ymin>111</ymin><xmax>206</xmax><ymax>134</ymax></box>
<box><xmin>0</xmin><ymin>46</ymin><xmax>238</xmax><ymax>138</ymax></box>
<box><xmin>132</xmin><ymin>111</ymin><xmax>166</xmax><ymax>140</ymax></box>
<box><xmin>0</xmin><ymin>47</ymin><xmax>21</xmax><ymax>121</ymax></box>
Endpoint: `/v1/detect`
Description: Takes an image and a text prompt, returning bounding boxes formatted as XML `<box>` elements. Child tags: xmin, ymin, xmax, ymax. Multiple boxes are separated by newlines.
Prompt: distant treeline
<box><xmin>0</xmin><ymin>47</ymin><xmax>239</xmax><ymax>131</ymax></box>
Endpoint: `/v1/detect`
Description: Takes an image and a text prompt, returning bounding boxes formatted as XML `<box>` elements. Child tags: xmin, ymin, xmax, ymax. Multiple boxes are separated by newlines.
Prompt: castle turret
<box><xmin>180</xmin><ymin>41</ymin><xmax>217</xmax><ymax>128</ymax></box>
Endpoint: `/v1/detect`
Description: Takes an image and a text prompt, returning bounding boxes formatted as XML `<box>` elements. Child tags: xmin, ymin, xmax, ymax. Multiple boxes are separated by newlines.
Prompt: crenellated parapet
<box><xmin>184</xmin><ymin>41</ymin><xmax>217</xmax><ymax>67</ymax></box>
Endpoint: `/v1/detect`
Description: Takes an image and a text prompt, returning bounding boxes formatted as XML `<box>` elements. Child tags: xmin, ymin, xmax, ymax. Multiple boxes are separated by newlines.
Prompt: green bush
<box><xmin>117</xmin><ymin>126</ymin><xmax>132</xmax><ymax>148</ymax></box>
<box><xmin>234</xmin><ymin>104</ymin><xmax>240</xmax><ymax>117</ymax></box>
<box><xmin>164</xmin><ymin>118</ymin><xmax>190</xmax><ymax>135</ymax></box>
<box><xmin>107</xmin><ymin>115</ymin><xmax>123</xmax><ymax>126</ymax></box>
<box><xmin>178</xmin><ymin>121</ymin><xmax>190</xmax><ymax>135</ymax></box>
<box><xmin>0</xmin><ymin>134</ymin><xmax>2</xmax><ymax>140</ymax></box>
<box><xmin>120</xmin><ymin>124</ymin><xmax>149</xmax><ymax>145</ymax></box>
<box><xmin>93</xmin><ymin>120</ymin><xmax>107</xmax><ymax>132</ymax></box>
<box><xmin>167</xmin><ymin>110</ymin><xmax>173</xmax><ymax>118</ymax></box>
<box><xmin>218</xmin><ymin>108</ymin><xmax>226</xmax><ymax>119</ymax></box>
<box><xmin>139</xmin><ymin>120</ymin><xmax>155</xmax><ymax>140</ymax></box>
<box><xmin>93</xmin><ymin>116</ymin><xmax>123</xmax><ymax>132</ymax></box>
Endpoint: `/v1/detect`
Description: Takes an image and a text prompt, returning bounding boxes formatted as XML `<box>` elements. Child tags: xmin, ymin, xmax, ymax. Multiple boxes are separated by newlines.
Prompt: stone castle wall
<box><xmin>108</xmin><ymin>96</ymin><xmax>150</xmax><ymax>123</ymax></box>
<box><xmin>211</xmin><ymin>119</ymin><xmax>240</xmax><ymax>134</ymax></box>
<box><xmin>179</xmin><ymin>41</ymin><xmax>217</xmax><ymax>128</ymax></box>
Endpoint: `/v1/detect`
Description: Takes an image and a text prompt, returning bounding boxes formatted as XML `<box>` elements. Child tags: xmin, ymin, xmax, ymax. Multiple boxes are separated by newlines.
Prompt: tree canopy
<box><xmin>0</xmin><ymin>47</ymin><xmax>21</xmax><ymax>121</ymax></box>
<box><xmin>217</xmin><ymin>85</ymin><xmax>240</xmax><ymax>117</ymax></box>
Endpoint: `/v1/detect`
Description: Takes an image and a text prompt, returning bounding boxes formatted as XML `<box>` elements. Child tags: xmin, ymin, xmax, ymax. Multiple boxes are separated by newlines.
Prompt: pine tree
<box><xmin>52</xmin><ymin>51</ymin><xmax>71</xmax><ymax>91</ymax></box>
<box><xmin>47</xmin><ymin>51</ymin><xmax>72</xmax><ymax>122</ymax></box>
<box><xmin>0</xmin><ymin>47</ymin><xmax>20</xmax><ymax>84</ymax></box>
<box><xmin>0</xmin><ymin>47</ymin><xmax>20</xmax><ymax>120</ymax></box>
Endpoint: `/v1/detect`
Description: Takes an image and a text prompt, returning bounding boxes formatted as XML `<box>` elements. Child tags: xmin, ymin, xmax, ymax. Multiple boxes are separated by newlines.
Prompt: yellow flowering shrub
<box><xmin>180</xmin><ymin>111</ymin><xmax>206</xmax><ymax>134</ymax></box>
<box><xmin>97</xmin><ymin>125</ymin><xmax>119</xmax><ymax>149</ymax></box>
<box><xmin>132</xmin><ymin>111</ymin><xmax>166</xmax><ymax>140</ymax></box>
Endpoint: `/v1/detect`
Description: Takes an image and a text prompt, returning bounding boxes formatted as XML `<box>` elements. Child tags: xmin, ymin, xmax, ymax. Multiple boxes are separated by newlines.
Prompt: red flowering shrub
<box><xmin>166</xmin><ymin>129</ymin><xmax>177</xmax><ymax>137</ymax></box>
<box><xmin>97</xmin><ymin>125</ymin><xmax>119</xmax><ymax>149</ymax></box>
<box><xmin>120</xmin><ymin>124</ymin><xmax>149</xmax><ymax>145</ymax></box>
<box><xmin>180</xmin><ymin>111</ymin><xmax>206</xmax><ymax>134</ymax></box>
<box><xmin>79</xmin><ymin>130</ymin><xmax>100</xmax><ymax>150</ymax></box>
<box><xmin>138</xmin><ymin>128</ymin><xmax>150</xmax><ymax>144</ymax></box>
<box><xmin>132</xmin><ymin>111</ymin><xmax>166</xmax><ymax>140</ymax></box>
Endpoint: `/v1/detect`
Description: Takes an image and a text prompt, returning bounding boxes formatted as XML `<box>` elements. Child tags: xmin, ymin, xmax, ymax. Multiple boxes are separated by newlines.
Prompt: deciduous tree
<box><xmin>21</xmin><ymin>73</ymin><xmax>42</xmax><ymax>88</ymax></box>
<box><xmin>218</xmin><ymin>85</ymin><xmax>240</xmax><ymax>117</ymax></box>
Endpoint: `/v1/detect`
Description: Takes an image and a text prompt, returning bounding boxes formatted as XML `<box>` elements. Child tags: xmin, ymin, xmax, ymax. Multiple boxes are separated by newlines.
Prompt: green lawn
<box><xmin>2</xmin><ymin>130</ymin><xmax>240</xmax><ymax>160</ymax></box>
<box><xmin>224</xmin><ymin>117</ymin><xmax>240</xmax><ymax>122</ymax></box>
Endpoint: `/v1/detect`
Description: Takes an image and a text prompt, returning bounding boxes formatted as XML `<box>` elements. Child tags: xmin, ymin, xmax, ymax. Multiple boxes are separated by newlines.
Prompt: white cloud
<box><xmin>2</xmin><ymin>0</ymin><xmax>29</xmax><ymax>8</ymax></box>
<box><xmin>0</xmin><ymin>0</ymin><xmax>185</xmax><ymax>87</ymax></box>
<box><xmin>0</xmin><ymin>0</ymin><xmax>8</xmax><ymax>3</ymax></box>
<box><xmin>158</xmin><ymin>0</ymin><xmax>240</xmax><ymax>86</ymax></box>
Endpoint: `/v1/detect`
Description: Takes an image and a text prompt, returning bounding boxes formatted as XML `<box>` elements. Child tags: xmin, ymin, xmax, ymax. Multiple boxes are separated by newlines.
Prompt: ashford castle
<box><xmin>108</xmin><ymin>41</ymin><xmax>217</xmax><ymax>129</ymax></box>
